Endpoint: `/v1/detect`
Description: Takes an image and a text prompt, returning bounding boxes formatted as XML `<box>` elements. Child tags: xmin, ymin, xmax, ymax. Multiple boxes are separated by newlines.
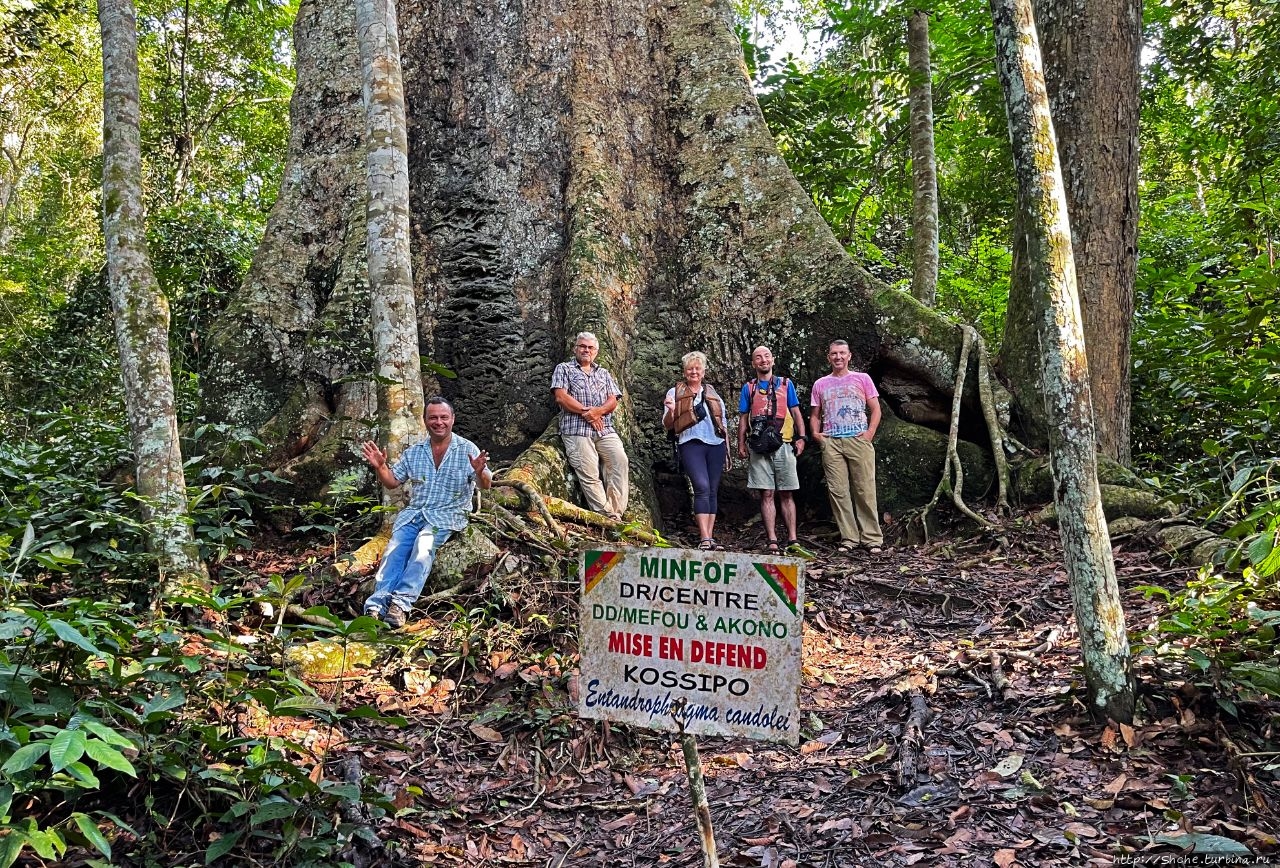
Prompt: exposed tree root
<box><xmin>332</xmin><ymin>529</ymin><xmax>391</xmax><ymax>578</ymax></box>
<box><xmin>491</xmin><ymin>477</ymin><xmax>567</xmax><ymax>541</ymax></box>
<box><xmin>975</xmin><ymin>331</ymin><xmax>1012</xmax><ymax>513</ymax></box>
<box><xmin>922</xmin><ymin>325</ymin><xmax>993</xmax><ymax>535</ymax></box>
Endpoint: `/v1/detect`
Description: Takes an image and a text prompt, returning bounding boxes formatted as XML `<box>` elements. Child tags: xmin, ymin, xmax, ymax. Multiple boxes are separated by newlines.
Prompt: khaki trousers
<box><xmin>562</xmin><ymin>432</ymin><xmax>629</xmax><ymax>519</ymax></box>
<box><xmin>819</xmin><ymin>435</ymin><xmax>883</xmax><ymax>546</ymax></box>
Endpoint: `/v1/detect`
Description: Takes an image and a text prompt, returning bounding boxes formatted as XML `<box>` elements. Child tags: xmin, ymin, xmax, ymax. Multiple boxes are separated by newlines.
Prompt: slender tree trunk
<box><xmin>1000</xmin><ymin>0</ymin><xmax>1140</xmax><ymax>464</ymax></box>
<box><xmin>98</xmin><ymin>0</ymin><xmax>205</xmax><ymax>590</ymax></box>
<box><xmin>989</xmin><ymin>0</ymin><xmax>1134</xmax><ymax>723</ymax></box>
<box><xmin>908</xmin><ymin>8</ymin><xmax>939</xmax><ymax>308</ymax></box>
<box><xmin>354</xmin><ymin>0</ymin><xmax>425</xmax><ymax>463</ymax></box>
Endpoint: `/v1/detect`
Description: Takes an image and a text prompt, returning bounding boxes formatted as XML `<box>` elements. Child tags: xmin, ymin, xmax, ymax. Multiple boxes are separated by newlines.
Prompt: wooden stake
<box><xmin>671</xmin><ymin>699</ymin><xmax>719</xmax><ymax>868</ymax></box>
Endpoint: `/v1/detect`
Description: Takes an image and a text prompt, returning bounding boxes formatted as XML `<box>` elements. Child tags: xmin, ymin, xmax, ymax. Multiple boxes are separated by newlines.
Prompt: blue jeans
<box><xmin>364</xmin><ymin>515</ymin><xmax>453</xmax><ymax>612</ymax></box>
<box><xmin>679</xmin><ymin>439</ymin><xmax>726</xmax><ymax>515</ymax></box>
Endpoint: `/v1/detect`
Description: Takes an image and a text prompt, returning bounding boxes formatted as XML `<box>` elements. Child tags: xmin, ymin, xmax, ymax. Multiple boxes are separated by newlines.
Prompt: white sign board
<box><xmin>577</xmin><ymin>547</ymin><xmax>804</xmax><ymax>745</ymax></box>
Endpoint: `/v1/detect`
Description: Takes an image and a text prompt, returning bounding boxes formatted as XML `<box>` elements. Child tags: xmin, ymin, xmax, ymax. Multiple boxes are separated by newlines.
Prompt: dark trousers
<box><xmin>679</xmin><ymin>439</ymin><xmax>727</xmax><ymax>515</ymax></box>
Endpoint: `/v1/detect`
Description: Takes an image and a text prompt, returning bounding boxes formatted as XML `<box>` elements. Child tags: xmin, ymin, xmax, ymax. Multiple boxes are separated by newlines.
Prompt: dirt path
<box><xmin>291</xmin><ymin>523</ymin><xmax>1278</xmax><ymax>866</ymax></box>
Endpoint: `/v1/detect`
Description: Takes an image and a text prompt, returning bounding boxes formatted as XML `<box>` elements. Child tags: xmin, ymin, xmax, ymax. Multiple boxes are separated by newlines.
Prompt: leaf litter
<box><xmin>222</xmin><ymin>518</ymin><xmax>1279</xmax><ymax>866</ymax></box>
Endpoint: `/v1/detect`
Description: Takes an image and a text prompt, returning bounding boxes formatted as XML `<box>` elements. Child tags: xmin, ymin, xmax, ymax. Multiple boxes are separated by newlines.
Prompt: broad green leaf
<box><xmin>80</xmin><ymin>719</ymin><xmax>135</xmax><ymax>749</ymax></box>
<box><xmin>2</xmin><ymin>742</ymin><xmax>49</xmax><ymax>774</ymax></box>
<box><xmin>141</xmin><ymin>689</ymin><xmax>187</xmax><ymax>720</ymax></box>
<box><xmin>249</xmin><ymin>800</ymin><xmax>297</xmax><ymax>824</ymax></box>
<box><xmin>0</xmin><ymin>782</ymin><xmax>13</xmax><ymax>819</ymax></box>
<box><xmin>24</xmin><ymin>826</ymin><xmax>63</xmax><ymax>859</ymax></box>
<box><xmin>1186</xmin><ymin>649</ymin><xmax>1212</xmax><ymax>671</ymax></box>
<box><xmin>50</xmin><ymin>729</ymin><xmax>88</xmax><ymax>772</ymax></box>
<box><xmin>1151</xmin><ymin>833</ymin><xmax>1250</xmax><ymax>853</ymax></box>
<box><xmin>0</xmin><ymin>830</ymin><xmax>24</xmax><ymax>868</ymax></box>
<box><xmin>84</xmin><ymin>739</ymin><xmax>137</xmax><ymax>777</ymax></box>
<box><xmin>17</xmin><ymin>524</ymin><xmax>35</xmax><ymax>561</ymax></box>
<box><xmin>0</xmin><ymin>674</ymin><xmax>34</xmax><ymax>710</ymax></box>
<box><xmin>1228</xmin><ymin>465</ymin><xmax>1254</xmax><ymax>494</ymax></box>
<box><xmin>204</xmin><ymin>830</ymin><xmax>241</xmax><ymax>864</ymax></box>
<box><xmin>63</xmin><ymin>761</ymin><xmax>100</xmax><ymax>788</ymax></box>
<box><xmin>46</xmin><ymin>620</ymin><xmax>103</xmax><ymax>657</ymax></box>
<box><xmin>0</xmin><ymin>613</ymin><xmax>34</xmax><ymax>641</ymax></box>
<box><xmin>1246</xmin><ymin>532</ymin><xmax>1274</xmax><ymax>565</ymax></box>
<box><xmin>318</xmin><ymin>781</ymin><xmax>361</xmax><ymax>801</ymax></box>
<box><xmin>1254</xmin><ymin>544</ymin><xmax>1280</xmax><ymax>578</ymax></box>
<box><xmin>72</xmin><ymin>813</ymin><xmax>112</xmax><ymax>859</ymax></box>
<box><xmin>273</xmin><ymin>695</ymin><xmax>335</xmax><ymax>714</ymax></box>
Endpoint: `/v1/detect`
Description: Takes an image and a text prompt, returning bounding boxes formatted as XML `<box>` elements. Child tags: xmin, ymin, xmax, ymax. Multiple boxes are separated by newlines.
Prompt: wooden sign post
<box><xmin>578</xmin><ymin>547</ymin><xmax>805</xmax><ymax>865</ymax></box>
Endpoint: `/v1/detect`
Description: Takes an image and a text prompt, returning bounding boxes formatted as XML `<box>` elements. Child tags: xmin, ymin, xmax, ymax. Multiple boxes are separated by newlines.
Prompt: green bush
<box><xmin>0</xmin><ymin>591</ymin><xmax>398</xmax><ymax>866</ymax></box>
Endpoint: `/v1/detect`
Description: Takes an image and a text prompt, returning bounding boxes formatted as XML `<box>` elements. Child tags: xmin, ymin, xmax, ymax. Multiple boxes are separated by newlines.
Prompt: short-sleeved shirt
<box><xmin>390</xmin><ymin>434</ymin><xmax>481</xmax><ymax>531</ymax></box>
<box><xmin>664</xmin><ymin>386</ymin><xmax>727</xmax><ymax>446</ymax></box>
<box><xmin>738</xmin><ymin>376</ymin><xmax>799</xmax><ymax>441</ymax></box>
<box><xmin>551</xmin><ymin>361</ymin><xmax>622</xmax><ymax>438</ymax></box>
<box><xmin>810</xmin><ymin>371</ymin><xmax>878</xmax><ymax>438</ymax></box>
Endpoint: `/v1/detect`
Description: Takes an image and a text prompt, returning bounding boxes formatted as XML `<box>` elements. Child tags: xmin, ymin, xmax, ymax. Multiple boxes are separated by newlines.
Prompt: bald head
<box><xmin>751</xmin><ymin>346</ymin><xmax>775</xmax><ymax>376</ymax></box>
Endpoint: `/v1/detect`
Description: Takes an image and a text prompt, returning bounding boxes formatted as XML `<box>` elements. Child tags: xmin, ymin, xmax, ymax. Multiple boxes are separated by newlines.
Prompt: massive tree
<box><xmin>999</xmin><ymin>0</ymin><xmax>1141</xmax><ymax>464</ymax></box>
<box><xmin>202</xmin><ymin>0</ymin><xmax>1002</xmax><ymax>516</ymax></box>
<box><xmin>98</xmin><ymin>0</ymin><xmax>204</xmax><ymax>587</ymax></box>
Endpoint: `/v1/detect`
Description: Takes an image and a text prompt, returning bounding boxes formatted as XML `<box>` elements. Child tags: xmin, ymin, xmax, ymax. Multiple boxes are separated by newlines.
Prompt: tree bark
<box><xmin>990</xmin><ymin>0</ymin><xmax>1134</xmax><ymax>723</ymax></box>
<box><xmin>907</xmin><ymin>9</ymin><xmax>939</xmax><ymax>308</ymax></box>
<box><xmin>999</xmin><ymin>0</ymin><xmax>1140</xmax><ymax>465</ymax></box>
<box><xmin>203</xmin><ymin>0</ymin><xmax>1006</xmax><ymax>517</ymax></box>
<box><xmin>354</xmin><ymin>0</ymin><xmax>426</xmax><ymax>464</ymax></box>
<box><xmin>98</xmin><ymin>0</ymin><xmax>205</xmax><ymax>589</ymax></box>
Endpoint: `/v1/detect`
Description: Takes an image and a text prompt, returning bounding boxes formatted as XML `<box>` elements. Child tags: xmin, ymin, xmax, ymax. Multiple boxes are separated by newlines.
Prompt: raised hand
<box><xmin>470</xmin><ymin>450</ymin><xmax>490</xmax><ymax>476</ymax></box>
<box><xmin>361</xmin><ymin>440</ymin><xmax>387</xmax><ymax>469</ymax></box>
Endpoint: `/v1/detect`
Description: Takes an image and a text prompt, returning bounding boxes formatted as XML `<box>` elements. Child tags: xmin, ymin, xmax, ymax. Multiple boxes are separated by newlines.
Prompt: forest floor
<box><xmin>229</xmin><ymin>514</ymin><xmax>1280</xmax><ymax>867</ymax></box>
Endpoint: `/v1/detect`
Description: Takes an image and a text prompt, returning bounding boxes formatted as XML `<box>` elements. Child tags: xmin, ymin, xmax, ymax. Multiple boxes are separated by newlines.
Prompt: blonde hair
<box><xmin>681</xmin><ymin>351</ymin><xmax>708</xmax><ymax>371</ymax></box>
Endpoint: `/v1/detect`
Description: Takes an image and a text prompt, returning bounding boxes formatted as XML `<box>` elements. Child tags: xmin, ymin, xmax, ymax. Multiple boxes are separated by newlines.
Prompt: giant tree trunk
<box><xmin>908</xmin><ymin>9</ymin><xmax>939</xmax><ymax>308</ymax></box>
<box><xmin>354</xmin><ymin>0</ymin><xmax>425</xmax><ymax>465</ymax></box>
<box><xmin>999</xmin><ymin>0</ymin><xmax>1140</xmax><ymax>464</ymax></box>
<box><xmin>98</xmin><ymin>0</ymin><xmax>205</xmax><ymax>590</ymax></box>
<box><xmin>990</xmin><ymin>0</ymin><xmax>1134</xmax><ymax>723</ymax></box>
<box><xmin>203</xmin><ymin>0</ymin><xmax>1005</xmax><ymax>518</ymax></box>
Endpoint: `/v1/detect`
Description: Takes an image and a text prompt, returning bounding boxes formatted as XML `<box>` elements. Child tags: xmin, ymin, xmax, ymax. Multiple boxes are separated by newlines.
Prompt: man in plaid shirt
<box><xmin>360</xmin><ymin>397</ymin><xmax>491</xmax><ymax>628</ymax></box>
<box><xmin>551</xmin><ymin>331</ymin><xmax>629</xmax><ymax>521</ymax></box>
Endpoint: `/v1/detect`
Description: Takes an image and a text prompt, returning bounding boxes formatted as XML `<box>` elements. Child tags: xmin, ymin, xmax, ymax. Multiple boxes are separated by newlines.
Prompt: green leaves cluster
<box><xmin>1140</xmin><ymin>565</ymin><xmax>1280</xmax><ymax>710</ymax></box>
<box><xmin>0</xmin><ymin>591</ymin><xmax>398</xmax><ymax>866</ymax></box>
<box><xmin>752</xmin><ymin>0</ymin><xmax>1014</xmax><ymax>340</ymax></box>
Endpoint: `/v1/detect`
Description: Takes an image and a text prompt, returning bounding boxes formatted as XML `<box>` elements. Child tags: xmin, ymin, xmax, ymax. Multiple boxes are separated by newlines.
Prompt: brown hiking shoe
<box><xmin>385</xmin><ymin>604</ymin><xmax>409</xmax><ymax>629</ymax></box>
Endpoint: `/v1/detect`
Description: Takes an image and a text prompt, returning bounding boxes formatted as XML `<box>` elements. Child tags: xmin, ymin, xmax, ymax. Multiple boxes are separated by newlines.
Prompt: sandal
<box><xmin>764</xmin><ymin>540</ymin><xmax>781</xmax><ymax>554</ymax></box>
<box><xmin>697</xmin><ymin>539</ymin><xmax>716</xmax><ymax>551</ymax></box>
<box><xmin>866</xmin><ymin>545</ymin><xmax>883</xmax><ymax>555</ymax></box>
<box><xmin>836</xmin><ymin>541</ymin><xmax>857</xmax><ymax>554</ymax></box>
<box><xmin>711</xmin><ymin>540</ymin><xmax>726</xmax><ymax>551</ymax></box>
<box><xmin>785</xmin><ymin>539</ymin><xmax>799</xmax><ymax>549</ymax></box>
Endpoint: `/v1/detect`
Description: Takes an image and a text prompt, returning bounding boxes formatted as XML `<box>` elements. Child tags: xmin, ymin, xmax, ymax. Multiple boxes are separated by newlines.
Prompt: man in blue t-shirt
<box><xmin>736</xmin><ymin>346</ymin><xmax>807</xmax><ymax>553</ymax></box>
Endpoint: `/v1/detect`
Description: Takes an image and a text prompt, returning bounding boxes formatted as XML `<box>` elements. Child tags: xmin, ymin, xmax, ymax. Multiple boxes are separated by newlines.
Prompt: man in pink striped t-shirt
<box><xmin>809</xmin><ymin>340</ymin><xmax>884</xmax><ymax>554</ymax></box>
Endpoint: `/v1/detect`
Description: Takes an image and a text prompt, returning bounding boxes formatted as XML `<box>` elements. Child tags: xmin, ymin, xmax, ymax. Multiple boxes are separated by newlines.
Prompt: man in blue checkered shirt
<box><xmin>551</xmin><ymin>331</ymin><xmax>629</xmax><ymax>520</ymax></box>
<box><xmin>360</xmin><ymin>397</ymin><xmax>491</xmax><ymax>628</ymax></box>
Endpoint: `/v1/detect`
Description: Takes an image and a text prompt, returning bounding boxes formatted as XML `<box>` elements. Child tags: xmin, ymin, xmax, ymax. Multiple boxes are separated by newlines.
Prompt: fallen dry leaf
<box><xmin>994</xmin><ymin>849</ymin><xmax>1018</xmax><ymax>867</ymax></box>
<box><xmin>469</xmin><ymin>723</ymin><xmax>504</xmax><ymax>743</ymax></box>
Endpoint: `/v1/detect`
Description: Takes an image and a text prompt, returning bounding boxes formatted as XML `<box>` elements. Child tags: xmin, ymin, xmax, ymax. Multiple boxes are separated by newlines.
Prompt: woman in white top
<box><xmin>662</xmin><ymin>351</ymin><xmax>732</xmax><ymax>550</ymax></box>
